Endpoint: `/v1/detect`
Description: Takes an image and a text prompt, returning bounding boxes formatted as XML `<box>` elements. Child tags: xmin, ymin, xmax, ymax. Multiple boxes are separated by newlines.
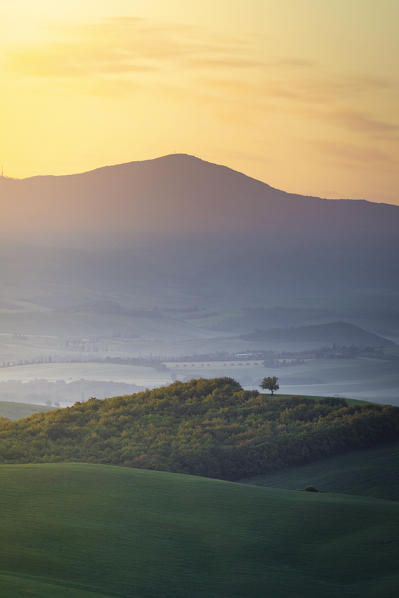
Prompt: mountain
<box><xmin>1</xmin><ymin>153</ymin><xmax>398</xmax><ymax>242</ymax></box>
<box><xmin>242</xmin><ymin>321</ymin><xmax>395</xmax><ymax>347</ymax></box>
<box><xmin>1</xmin><ymin>154</ymin><xmax>398</xmax><ymax>311</ymax></box>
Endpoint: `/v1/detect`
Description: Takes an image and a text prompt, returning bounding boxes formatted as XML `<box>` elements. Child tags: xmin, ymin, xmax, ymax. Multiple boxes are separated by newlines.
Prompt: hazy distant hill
<box><xmin>1</xmin><ymin>154</ymin><xmax>398</xmax><ymax>310</ymax></box>
<box><xmin>0</xmin><ymin>401</ymin><xmax>53</xmax><ymax>420</ymax></box>
<box><xmin>1</xmin><ymin>154</ymin><xmax>398</xmax><ymax>241</ymax></box>
<box><xmin>242</xmin><ymin>321</ymin><xmax>394</xmax><ymax>347</ymax></box>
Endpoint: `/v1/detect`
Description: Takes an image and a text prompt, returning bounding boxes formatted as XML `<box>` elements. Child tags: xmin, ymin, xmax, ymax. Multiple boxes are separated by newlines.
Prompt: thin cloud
<box><xmin>187</xmin><ymin>56</ymin><xmax>315</xmax><ymax>71</ymax></box>
<box><xmin>5</xmin><ymin>16</ymin><xmax>317</xmax><ymax>86</ymax></box>
<box><xmin>198</xmin><ymin>71</ymin><xmax>399</xmax><ymax>141</ymax></box>
<box><xmin>313</xmin><ymin>140</ymin><xmax>395</xmax><ymax>166</ymax></box>
<box><xmin>273</xmin><ymin>58</ymin><xmax>315</xmax><ymax>68</ymax></box>
<box><xmin>329</xmin><ymin>109</ymin><xmax>399</xmax><ymax>137</ymax></box>
<box><xmin>6</xmin><ymin>17</ymin><xmax>247</xmax><ymax>80</ymax></box>
<box><xmin>5</xmin><ymin>14</ymin><xmax>399</xmax><ymax>142</ymax></box>
<box><xmin>200</xmin><ymin>70</ymin><xmax>397</xmax><ymax>107</ymax></box>
<box><xmin>186</xmin><ymin>57</ymin><xmax>266</xmax><ymax>69</ymax></box>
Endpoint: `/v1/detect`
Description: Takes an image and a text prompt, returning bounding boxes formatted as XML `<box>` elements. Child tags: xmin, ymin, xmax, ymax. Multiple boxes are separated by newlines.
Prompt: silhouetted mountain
<box><xmin>1</xmin><ymin>154</ymin><xmax>398</xmax><ymax>242</ymax></box>
<box><xmin>1</xmin><ymin>154</ymin><xmax>398</xmax><ymax>308</ymax></box>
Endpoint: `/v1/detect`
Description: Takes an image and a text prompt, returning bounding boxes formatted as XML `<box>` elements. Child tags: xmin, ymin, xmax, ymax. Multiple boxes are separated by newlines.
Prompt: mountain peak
<box><xmin>85</xmin><ymin>153</ymin><xmax>250</xmax><ymax>179</ymax></box>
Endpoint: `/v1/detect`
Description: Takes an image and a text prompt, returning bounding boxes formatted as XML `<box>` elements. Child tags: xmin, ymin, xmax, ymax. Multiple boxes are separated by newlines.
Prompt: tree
<box><xmin>260</xmin><ymin>376</ymin><xmax>279</xmax><ymax>396</ymax></box>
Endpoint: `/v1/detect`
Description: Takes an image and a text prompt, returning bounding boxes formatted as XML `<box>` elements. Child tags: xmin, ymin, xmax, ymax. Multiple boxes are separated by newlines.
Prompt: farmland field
<box><xmin>0</xmin><ymin>463</ymin><xmax>398</xmax><ymax>597</ymax></box>
<box><xmin>0</xmin><ymin>362</ymin><xmax>170</xmax><ymax>386</ymax></box>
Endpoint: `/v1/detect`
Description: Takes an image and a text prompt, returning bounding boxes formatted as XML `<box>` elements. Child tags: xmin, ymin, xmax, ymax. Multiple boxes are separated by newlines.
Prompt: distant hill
<box><xmin>1</xmin><ymin>154</ymin><xmax>398</xmax><ymax>307</ymax></box>
<box><xmin>0</xmin><ymin>462</ymin><xmax>398</xmax><ymax>597</ymax></box>
<box><xmin>1</xmin><ymin>378</ymin><xmax>398</xmax><ymax>479</ymax></box>
<box><xmin>1</xmin><ymin>154</ymin><xmax>398</xmax><ymax>241</ymax></box>
<box><xmin>242</xmin><ymin>321</ymin><xmax>394</xmax><ymax>347</ymax></box>
<box><xmin>0</xmin><ymin>401</ymin><xmax>53</xmax><ymax>421</ymax></box>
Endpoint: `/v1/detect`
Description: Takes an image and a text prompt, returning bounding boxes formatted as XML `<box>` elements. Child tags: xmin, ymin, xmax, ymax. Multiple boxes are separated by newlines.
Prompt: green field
<box><xmin>244</xmin><ymin>441</ymin><xmax>399</xmax><ymax>501</ymax></box>
<box><xmin>0</xmin><ymin>463</ymin><xmax>398</xmax><ymax>597</ymax></box>
<box><xmin>0</xmin><ymin>401</ymin><xmax>53</xmax><ymax>420</ymax></box>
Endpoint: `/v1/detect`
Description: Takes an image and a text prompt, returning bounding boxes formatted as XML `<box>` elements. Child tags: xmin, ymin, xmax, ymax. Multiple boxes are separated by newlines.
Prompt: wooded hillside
<box><xmin>1</xmin><ymin>378</ymin><xmax>398</xmax><ymax>479</ymax></box>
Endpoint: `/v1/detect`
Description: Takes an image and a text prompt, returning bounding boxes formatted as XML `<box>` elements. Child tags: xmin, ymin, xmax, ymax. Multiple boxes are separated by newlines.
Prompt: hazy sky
<box><xmin>1</xmin><ymin>0</ymin><xmax>398</xmax><ymax>203</ymax></box>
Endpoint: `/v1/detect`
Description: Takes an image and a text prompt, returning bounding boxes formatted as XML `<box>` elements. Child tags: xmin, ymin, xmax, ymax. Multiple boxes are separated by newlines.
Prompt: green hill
<box><xmin>243</xmin><ymin>441</ymin><xmax>399</xmax><ymax>501</ymax></box>
<box><xmin>1</xmin><ymin>378</ymin><xmax>398</xmax><ymax>479</ymax></box>
<box><xmin>0</xmin><ymin>401</ymin><xmax>53</xmax><ymax>421</ymax></box>
<box><xmin>0</xmin><ymin>463</ymin><xmax>398</xmax><ymax>597</ymax></box>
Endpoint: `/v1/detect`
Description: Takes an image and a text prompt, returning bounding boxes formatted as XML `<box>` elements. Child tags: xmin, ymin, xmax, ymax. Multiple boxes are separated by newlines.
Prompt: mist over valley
<box><xmin>0</xmin><ymin>155</ymin><xmax>398</xmax><ymax>406</ymax></box>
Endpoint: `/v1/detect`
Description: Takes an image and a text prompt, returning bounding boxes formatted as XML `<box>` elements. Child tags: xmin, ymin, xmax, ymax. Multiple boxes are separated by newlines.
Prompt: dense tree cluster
<box><xmin>0</xmin><ymin>377</ymin><xmax>398</xmax><ymax>480</ymax></box>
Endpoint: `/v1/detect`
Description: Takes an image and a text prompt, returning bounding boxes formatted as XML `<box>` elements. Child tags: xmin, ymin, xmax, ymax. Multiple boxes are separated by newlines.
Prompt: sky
<box><xmin>1</xmin><ymin>0</ymin><xmax>398</xmax><ymax>203</ymax></box>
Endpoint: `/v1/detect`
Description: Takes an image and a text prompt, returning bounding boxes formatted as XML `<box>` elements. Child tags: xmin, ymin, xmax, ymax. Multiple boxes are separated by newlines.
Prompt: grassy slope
<box><xmin>0</xmin><ymin>401</ymin><xmax>53</xmax><ymax>420</ymax></box>
<box><xmin>0</xmin><ymin>463</ymin><xmax>398</xmax><ymax>598</ymax></box>
<box><xmin>243</xmin><ymin>441</ymin><xmax>399</xmax><ymax>501</ymax></box>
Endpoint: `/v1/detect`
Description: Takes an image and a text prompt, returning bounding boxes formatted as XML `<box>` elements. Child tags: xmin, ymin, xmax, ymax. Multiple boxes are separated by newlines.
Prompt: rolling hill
<box><xmin>244</xmin><ymin>441</ymin><xmax>399</xmax><ymax>501</ymax></box>
<box><xmin>0</xmin><ymin>462</ymin><xmax>398</xmax><ymax>597</ymax></box>
<box><xmin>1</xmin><ymin>378</ymin><xmax>398</xmax><ymax>479</ymax></box>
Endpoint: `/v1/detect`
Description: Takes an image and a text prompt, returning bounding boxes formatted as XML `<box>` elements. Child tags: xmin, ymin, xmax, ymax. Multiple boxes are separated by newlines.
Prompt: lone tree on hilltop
<box><xmin>260</xmin><ymin>376</ymin><xmax>279</xmax><ymax>396</ymax></box>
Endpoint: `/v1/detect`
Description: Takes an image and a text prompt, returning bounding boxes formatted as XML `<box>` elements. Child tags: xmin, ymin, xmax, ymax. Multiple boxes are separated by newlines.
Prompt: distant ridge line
<box><xmin>0</xmin><ymin>152</ymin><xmax>376</xmax><ymax>206</ymax></box>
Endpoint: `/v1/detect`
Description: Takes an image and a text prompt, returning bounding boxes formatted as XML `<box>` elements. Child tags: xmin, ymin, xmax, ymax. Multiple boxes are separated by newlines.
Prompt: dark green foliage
<box><xmin>0</xmin><ymin>377</ymin><xmax>398</xmax><ymax>480</ymax></box>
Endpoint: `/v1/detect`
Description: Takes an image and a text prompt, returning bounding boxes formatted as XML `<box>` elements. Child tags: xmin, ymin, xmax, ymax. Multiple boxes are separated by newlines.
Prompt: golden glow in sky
<box><xmin>1</xmin><ymin>0</ymin><xmax>398</xmax><ymax>203</ymax></box>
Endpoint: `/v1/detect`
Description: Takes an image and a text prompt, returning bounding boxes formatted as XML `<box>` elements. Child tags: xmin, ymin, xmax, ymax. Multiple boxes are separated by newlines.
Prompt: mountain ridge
<box><xmin>2</xmin><ymin>153</ymin><xmax>396</xmax><ymax>209</ymax></box>
<box><xmin>1</xmin><ymin>153</ymin><xmax>398</xmax><ymax>305</ymax></box>
<box><xmin>1</xmin><ymin>154</ymin><xmax>398</xmax><ymax>241</ymax></box>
